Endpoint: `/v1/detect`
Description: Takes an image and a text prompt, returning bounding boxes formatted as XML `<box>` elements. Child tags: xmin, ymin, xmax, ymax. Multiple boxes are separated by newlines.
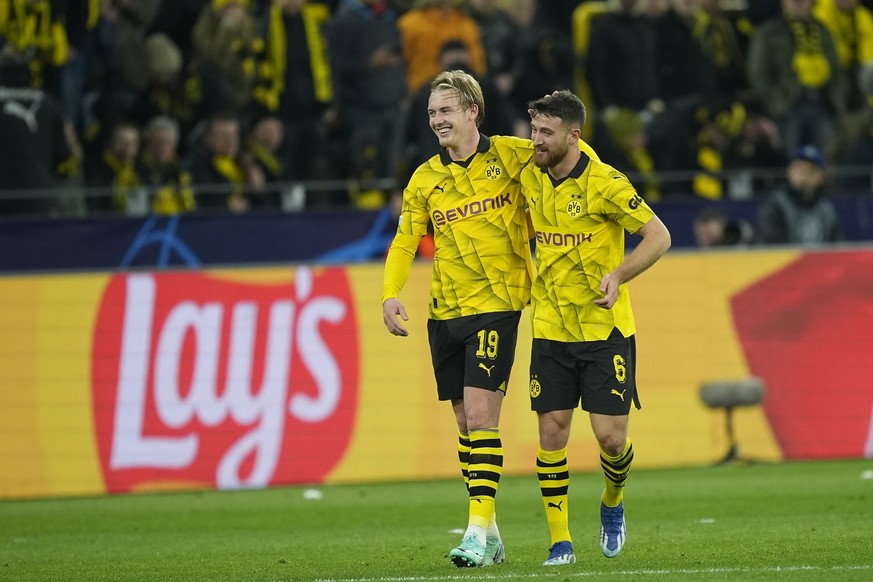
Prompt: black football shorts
<box><xmin>529</xmin><ymin>327</ymin><xmax>639</xmax><ymax>415</ymax></box>
<box><xmin>427</xmin><ymin>311</ymin><xmax>522</xmax><ymax>401</ymax></box>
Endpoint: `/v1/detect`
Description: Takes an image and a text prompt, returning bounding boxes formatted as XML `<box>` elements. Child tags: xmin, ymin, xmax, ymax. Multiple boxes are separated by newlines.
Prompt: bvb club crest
<box><xmin>567</xmin><ymin>193</ymin><xmax>583</xmax><ymax>218</ymax></box>
<box><xmin>530</xmin><ymin>377</ymin><xmax>541</xmax><ymax>398</ymax></box>
<box><xmin>566</xmin><ymin>199</ymin><xmax>583</xmax><ymax>217</ymax></box>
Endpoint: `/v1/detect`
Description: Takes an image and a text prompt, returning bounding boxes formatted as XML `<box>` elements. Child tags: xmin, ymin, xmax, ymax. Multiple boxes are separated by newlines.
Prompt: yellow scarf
<box><xmin>102</xmin><ymin>151</ymin><xmax>141</xmax><ymax>211</ymax></box>
<box><xmin>0</xmin><ymin>0</ymin><xmax>69</xmax><ymax>85</ymax></box>
<box><xmin>790</xmin><ymin>19</ymin><xmax>831</xmax><ymax>88</ymax></box>
<box><xmin>694</xmin><ymin>11</ymin><xmax>731</xmax><ymax>68</ymax></box>
<box><xmin>254</xmin><ymin>2</ymin><xmax>332</xmax><ymax>111</ymax></box>
<box><xmin>212</xmin><ymin>155</ymin><xmax>247</xmax><ymax>207</ymax></box>
<box><xmin>143</xmin><ymin>154</ymin><xmax>196</xmax><ymax>215</ymax></box>
<box><xmin>693</xmin><ymin>145</ymin><xmax>723</xmax><ymax>200</ymax></box>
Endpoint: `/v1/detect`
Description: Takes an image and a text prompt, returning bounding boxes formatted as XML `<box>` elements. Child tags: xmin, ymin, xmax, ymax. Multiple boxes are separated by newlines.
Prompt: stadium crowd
<box><xmin>0</xmin><ymin>0</ymin><xmax>871</xmax><ymax>245</ymax></box>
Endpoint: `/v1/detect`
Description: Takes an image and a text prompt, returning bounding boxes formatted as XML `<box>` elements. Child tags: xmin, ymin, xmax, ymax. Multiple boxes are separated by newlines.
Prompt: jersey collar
<box><xmin>440</xmin><ymin>133</ymin><xmax>491</xmax><ymax>167</ymax></box>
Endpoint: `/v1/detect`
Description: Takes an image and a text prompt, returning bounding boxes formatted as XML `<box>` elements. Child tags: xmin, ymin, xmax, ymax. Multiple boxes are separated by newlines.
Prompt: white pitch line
<box><xmin>297</xmin><ymin>564</ymin><xmax>873</xmax><ymax>582</ymax></box>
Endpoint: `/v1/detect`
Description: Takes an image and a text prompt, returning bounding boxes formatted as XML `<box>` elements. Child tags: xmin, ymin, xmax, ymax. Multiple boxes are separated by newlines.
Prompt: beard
<box><xmin>533</xmin><ymin>141</ymin><xmax>571</xmax><ymax>169</ymax></box>
<box><xmin>533</xmin><ymin>143</ymin><xmax>570</xmax><ymax>169</ymax></box>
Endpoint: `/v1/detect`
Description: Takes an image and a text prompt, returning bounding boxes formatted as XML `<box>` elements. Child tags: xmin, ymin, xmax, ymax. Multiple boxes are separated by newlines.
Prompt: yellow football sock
<box><xmin>458</xmin><ymin>431</ymin><xmax>471</xmax><ymax>491</ymax></box>
<box><xmin>468</xmin><ymin>428</ymin><xmax>502</xmax><ymax>529</ymax></box>
<box><xmin>537</xmin><ymin>447</ymin><xmax>571</xmax><ymax>545</ymax></box>
<box><xmin>601</xmin><ymin>438</ymin><xmax>634</xmax><ymax>507</ymax></box>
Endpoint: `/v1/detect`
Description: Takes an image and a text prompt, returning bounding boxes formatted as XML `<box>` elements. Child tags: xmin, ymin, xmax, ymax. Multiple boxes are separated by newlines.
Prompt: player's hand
<box><xmin>595</xmin><ymin>272</ymin><xmax>620</xmax><ymax>309</ymax></box>
<box><xmin>382</xmin><ymin>298</ymin><xmax>409</xmax><ymax>336</ymax></box>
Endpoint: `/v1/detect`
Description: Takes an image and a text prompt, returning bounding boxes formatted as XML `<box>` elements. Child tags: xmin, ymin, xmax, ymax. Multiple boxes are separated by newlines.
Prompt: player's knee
<box><xmin>539</xmin><ymin>433</ymin><xmax>569</xmax><ymax>451</ymax></box>
<box><xmin>538</xmin><ymin>420</ymin><xmax>571</xmax><ymax>450</ymax></box>
<box><xmin>464</xmin><ymin>412</ymin><xmax>495</xmax><ymax>432</ymax></box>
<box><xmin>597</xmin><ymin>433</ymin><xmax>626</xmax><ymax>457</ymax></box>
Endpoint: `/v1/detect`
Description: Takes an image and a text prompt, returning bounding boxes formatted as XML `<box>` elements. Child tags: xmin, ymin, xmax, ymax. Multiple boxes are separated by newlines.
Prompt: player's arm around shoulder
<box><xmin>490</xmin><ymin>134</ymin><xmax>601</xmax><ymax>164</ymax></box>
<box><xmin>578</xmin><ymin>138</ymin><xmax>600</xmax><ymax>161</ymax></box>
<box><xmin>519</xmin><ymin>163</ymin><xmax>541</xmax><ymax>239</ymax></box>
<box><xmin>492</xmin><ymin>134</ymin><xmax>533</xmax><ymax>151</ymax></box>
<box><xmin>489</xmin><ymin>134</ymin><xmax>536</xmax><ymax>175</ymax></box>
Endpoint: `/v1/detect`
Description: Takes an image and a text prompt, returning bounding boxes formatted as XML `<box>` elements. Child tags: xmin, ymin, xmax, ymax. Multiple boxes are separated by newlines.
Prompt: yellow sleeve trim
<box><xmin>381</xmin><ymin>233</ymin><xmax>421</xmax><ymax>304</ymax></box>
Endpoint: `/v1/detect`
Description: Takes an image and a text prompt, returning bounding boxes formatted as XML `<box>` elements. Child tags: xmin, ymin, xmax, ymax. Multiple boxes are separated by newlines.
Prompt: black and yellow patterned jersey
<box><xmin>396</xmin><ymin>134</ymin><xmax>534</xmax><ymax>319</ymax></box>
<box><xmin>522</xmin><ymin>154</ymin><xmax>654</xmax><ymax>342</ymax></box>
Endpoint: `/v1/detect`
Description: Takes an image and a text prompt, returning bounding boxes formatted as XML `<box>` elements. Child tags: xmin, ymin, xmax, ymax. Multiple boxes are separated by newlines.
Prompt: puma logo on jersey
<box><xmin>547</xmin><ymin>500</ymin><xmax>564</xmax><ymax>511</ymax></box>
<box><xmin>479</xmin><ymin>363</ymin><xmax>495</xmax><ymax>377</ymax></box>
<box><xmin>433</xmin><ymin>183</ymin><xmax>446</xmax><ymax>192</ymax></box>
<box><xmin>611</xmin><ymin>389</ymin><xmax>626</xmax><ymax>401</ymax></box>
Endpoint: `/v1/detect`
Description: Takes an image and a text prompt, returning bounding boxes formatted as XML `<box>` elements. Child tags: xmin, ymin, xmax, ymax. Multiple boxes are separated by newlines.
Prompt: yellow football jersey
<box><xmin>522</xmin><ymin>154</ymin><xmax>654</xmax><ymax>342</ymax></box>
<box><xmin>397</xmin><ymin>134</ymin><xmax>534</xmax><ymax>319</ymax></box>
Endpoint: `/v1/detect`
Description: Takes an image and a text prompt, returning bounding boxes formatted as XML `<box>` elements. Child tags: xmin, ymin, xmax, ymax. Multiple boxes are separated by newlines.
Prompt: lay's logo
<box><xmin>91</xmin><ymin>267</ymin><xmax>358</xmax><ymax>493</ymax></box>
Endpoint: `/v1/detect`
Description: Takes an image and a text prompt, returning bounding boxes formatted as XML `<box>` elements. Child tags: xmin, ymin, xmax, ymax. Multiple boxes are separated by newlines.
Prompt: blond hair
<box><xmin>430</xmin><ymin>70</ymin><xmax>485</xmax><ymax>127</ymax></box>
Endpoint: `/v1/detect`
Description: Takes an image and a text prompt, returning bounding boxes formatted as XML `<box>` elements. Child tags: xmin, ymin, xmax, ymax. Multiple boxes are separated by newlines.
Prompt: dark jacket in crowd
<box><xmin>747</xmin><ymin>14</ymin><xmax>845</xmax><ymax>118</ymax></box>
<box><xmin>328</xmin><ymin>0</ymin><xmax>408</xmax><ymax>111</ymax></box>
<box><xmin>756</xmin><ymin>186</ymin><xmax>842</xmax><ymax>244</ymax></box>
<box><xmin>653</xmin><ymin>8</ymin><xmax>719</xmax><ymax>105</ymax></box>
<box><xmin>0</xmin><ymin>61</ymin><xmax>75</xmax><ymax>215</ymax></box>
<box><xmin>587</xmin><ymin>11</ymin><xmax>659</xmax><ymax>111</ymax></box>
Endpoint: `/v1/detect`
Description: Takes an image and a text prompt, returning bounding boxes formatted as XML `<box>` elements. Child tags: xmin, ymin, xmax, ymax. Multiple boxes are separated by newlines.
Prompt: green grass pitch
<box><xmin>2</xmin><ymin>460</ymin><xmax>872</xmax><ymax>581</ymax></box>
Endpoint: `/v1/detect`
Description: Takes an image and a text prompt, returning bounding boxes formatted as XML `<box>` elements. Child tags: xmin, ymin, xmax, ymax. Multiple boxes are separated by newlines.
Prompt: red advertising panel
<box><xmin>91</xmin><ymin>268</ymin><xmax>359</xmax><ymax>493</ymax></box>
<box><xmin>731</xmin><ymin>251</ymin><xmax>873</xmax><ymax>459</ymax></box>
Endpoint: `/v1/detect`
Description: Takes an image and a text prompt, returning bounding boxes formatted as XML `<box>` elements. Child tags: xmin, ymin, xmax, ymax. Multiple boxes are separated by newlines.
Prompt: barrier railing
<box><xmin>0</xmin><ymin>166</ymin><xmax>871</xmax><ymax>218</ymax></box>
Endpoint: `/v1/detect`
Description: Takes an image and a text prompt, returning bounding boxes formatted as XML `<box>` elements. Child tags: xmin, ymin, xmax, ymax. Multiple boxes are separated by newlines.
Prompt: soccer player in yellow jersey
<box><xmin>521</xmin><ymin>91</ymin><xmax>671</xmax><ymax>566</ymax></box>
<box><xmin>382</xmin><ymin>71</ymin><xmax>598</xmax><ymax>568</ymax></box>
